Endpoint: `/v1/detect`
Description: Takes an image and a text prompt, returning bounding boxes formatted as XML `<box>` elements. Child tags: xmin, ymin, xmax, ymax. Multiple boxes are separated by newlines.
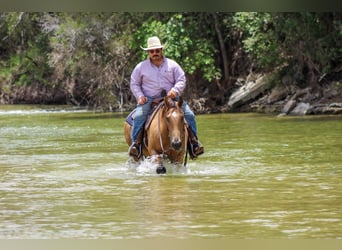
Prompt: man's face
<box><xmin>148</xmin><ymin>48</ymin><xmax>162</xmax><ymax>60</ymax></box>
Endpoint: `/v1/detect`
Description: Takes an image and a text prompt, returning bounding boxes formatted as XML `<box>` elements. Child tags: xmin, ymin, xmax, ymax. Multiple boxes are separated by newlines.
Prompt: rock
<box><xmin>277</xmin><ymin>113</ymin><xmax>287</xmax><ymax>117</ymax></box>
<box><xmin>289</xmin><ymin>102</ymin><xmax>311</xmax><ymax>115</ymax></box>
<box><xmin>292</xmin><ymin>87</ymin><xmax>311</xmax><ymax>101</ymax></box>
<box><xmin>282</xmin><ymin>99</ymin><xmax>297</xmax><ymax>114</ymax></box>
<box><xmin>190</xmin><ymin>98</ymin><xmax>210</xmax><ymax>114</ymax></box>
<box><xmin>228</xmin><ymin>75</ymin><xmax>271</xmax><ymax>109</ymax></box>
<box><xmin>329</xmin><ymin>103</ymin><xmax>342</xmax><ymax>108</ymax></box>
<box><xmin>308</xmin><ymin>104</ymin><xmax>342</xmax><ymax>115</ymax></box>
<box><xmin>267</xmin><ymin>85</ymin><xmax>289</xmax><ymax>104</ymax></box>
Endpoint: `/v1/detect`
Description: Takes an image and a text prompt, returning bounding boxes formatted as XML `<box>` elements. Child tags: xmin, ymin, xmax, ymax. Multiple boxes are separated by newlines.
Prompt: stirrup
<box><xmin>188</xmin><ymin>141</ymin><xmax>204</xmax><ymax>159</ymax></box>
<box><xmin>129</xmin><ymin>143</ymin><xmax>142</xmax><ymax>161</ymax></box>
<box><xmin>193</xmin><ymin>143</ymin><xmax>204</xmax><ymax>156</ymax></box>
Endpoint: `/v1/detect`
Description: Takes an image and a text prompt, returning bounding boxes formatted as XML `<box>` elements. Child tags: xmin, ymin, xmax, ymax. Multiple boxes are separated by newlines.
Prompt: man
<box><xmin>129</xmin><ymin>36</ymin><xmax>204</xmax><ymax>159</ymax></box>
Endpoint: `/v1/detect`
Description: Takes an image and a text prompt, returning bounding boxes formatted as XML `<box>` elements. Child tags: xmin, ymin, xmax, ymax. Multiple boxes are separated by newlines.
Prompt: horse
<box><xmin>124</xmin><ymin>96</ymin><xmax>189</xmax><ymax>174</ymax></box>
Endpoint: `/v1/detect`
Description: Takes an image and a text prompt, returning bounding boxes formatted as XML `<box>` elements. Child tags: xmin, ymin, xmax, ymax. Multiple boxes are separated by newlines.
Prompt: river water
<box><xmin>0</xmin><ymin>105</ymin><xmax>341</xmax><ymax>239</ymax></box>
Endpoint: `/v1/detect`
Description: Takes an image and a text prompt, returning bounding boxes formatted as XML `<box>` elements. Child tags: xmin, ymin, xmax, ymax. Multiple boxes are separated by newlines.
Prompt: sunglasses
<box><xmin>148</xmin><ymin>49</ymin><xmax>161</xmax><ymax>54</ymax></box>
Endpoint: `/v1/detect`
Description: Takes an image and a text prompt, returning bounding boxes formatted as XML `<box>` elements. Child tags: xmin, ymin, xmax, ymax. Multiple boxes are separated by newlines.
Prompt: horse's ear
<box><xmin>177</xmin><ymin>96</ymin><xmax>183</xmax><ymax>108</ymax></box>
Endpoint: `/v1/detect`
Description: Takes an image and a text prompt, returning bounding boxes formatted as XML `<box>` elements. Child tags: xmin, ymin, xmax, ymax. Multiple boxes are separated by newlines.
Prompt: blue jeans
<box><xmin>131</xmin><ymin>97</ymin><xmax>198</xmax><ymax>143</ymax></box>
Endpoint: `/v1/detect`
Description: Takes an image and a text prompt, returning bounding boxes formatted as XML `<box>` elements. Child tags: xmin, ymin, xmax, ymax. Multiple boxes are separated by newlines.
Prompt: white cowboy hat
<box><xmin>140</xmin><ymin>36</ymin><xmax>166</xmax><ymax>50</ymax></box>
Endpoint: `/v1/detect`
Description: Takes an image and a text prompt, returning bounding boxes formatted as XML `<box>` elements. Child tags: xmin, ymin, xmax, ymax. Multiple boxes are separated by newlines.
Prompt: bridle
<box><xmin>157</xmin><ymin>101</ymin><xmax>188</xmax><ymax>166</ymax></box>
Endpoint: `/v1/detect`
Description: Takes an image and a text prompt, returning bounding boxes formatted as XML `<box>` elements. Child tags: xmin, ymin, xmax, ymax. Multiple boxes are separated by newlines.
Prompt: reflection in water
<box><xmin>0</xmin><ymin>106</ymin><xmax>341</xmax><ymax>239</ymax></box>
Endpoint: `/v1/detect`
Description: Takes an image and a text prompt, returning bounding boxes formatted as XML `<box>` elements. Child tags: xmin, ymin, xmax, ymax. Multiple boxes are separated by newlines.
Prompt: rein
<box><xmin>157</xmin><ymin>107</ymin><xmax>166</xmax><ymax>154</ymax></box>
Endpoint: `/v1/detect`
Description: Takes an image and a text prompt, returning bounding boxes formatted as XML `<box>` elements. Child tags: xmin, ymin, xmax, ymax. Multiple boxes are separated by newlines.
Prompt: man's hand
<box><xmin>167</xmin><ymin>90</ymin><xmax>177</xmax><ymax>99</ymax></box>
<box><xmin>138</xmin><ymin>96</ymin><xmax>147</xmax><ymax>105</ymax></box>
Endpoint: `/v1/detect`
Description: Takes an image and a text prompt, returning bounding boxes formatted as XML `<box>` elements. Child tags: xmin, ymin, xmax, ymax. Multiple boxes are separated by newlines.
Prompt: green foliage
<box><xmin>46</xmin><ymin>13</ymin><xmax>135</xmax><ymax>107</ymax></box>
<box><xmin>232</xmin><ymin>12</ymin><xmax>282</xmax><ymax>68</ymax></box>
<box><xmin>0</xmin><ymin>13</ymin><xmax>51</xmax><ymax>88</ymax></box>
<box><xmin>281</xmin><ymin>13</ymin><xmax>341</xmax><ymax>83</ymax></box>
<box><xmin>0</xmin><ymin>12</ymin><xmax>340</xmax><ymax>107</ymax></box>
<box><xmin>232</xmin><ymin>12</ymin><xmax>341</xmax><ymax>84</ymax></box>
<box><xmin>0</xmin><ymin>43</ymin><xmax>50</xmax><ymax>87</ymax></box>
<box><xmin>132</xmin><ymin>13</ymin><xmax>221</xmax><ymax>81</ymax></box>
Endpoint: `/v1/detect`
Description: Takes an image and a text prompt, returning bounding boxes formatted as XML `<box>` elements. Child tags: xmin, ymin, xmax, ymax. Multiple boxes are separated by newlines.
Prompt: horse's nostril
<box><xmin>172</xmin><ymin>140</ymin><xmax>182</xmax><ymax>150</ymax></box>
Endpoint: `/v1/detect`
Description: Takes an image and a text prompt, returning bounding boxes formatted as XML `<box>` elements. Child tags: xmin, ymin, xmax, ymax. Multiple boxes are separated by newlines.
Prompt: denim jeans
<box><xmin>131</xmin><ymin>97</ymin><xmax>198</xmax><ymax>143</ymax></box>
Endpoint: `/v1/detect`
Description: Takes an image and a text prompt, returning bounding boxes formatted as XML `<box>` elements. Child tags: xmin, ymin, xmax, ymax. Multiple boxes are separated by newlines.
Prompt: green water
<box><xmin>0</xmin><ymin>105</ymin><xmax>341</xmax><ymax>239</ymax></box>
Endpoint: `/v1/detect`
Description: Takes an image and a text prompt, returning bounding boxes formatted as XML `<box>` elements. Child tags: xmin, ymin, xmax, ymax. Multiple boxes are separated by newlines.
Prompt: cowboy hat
<box><xmin>140</xmin><ymin>36</ymin><xmax>166</xmax><ymax>50</ymax></box>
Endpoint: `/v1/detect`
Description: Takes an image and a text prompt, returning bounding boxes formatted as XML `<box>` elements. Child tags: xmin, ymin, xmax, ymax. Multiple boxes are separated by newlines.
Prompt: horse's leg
<box><xmin>149</xmin><ymin>150</ymin><xmax>166</xmax><ymax>174</ymax></box>
<box><xmin>156</xmin><ymin>157</ymin><xmax>166</xmax><ymax>174</ymax></box>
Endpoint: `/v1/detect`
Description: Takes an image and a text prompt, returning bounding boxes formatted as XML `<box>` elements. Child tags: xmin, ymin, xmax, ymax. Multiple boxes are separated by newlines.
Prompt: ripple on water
<box><xmin>1</xmin><ymin>109</ymin><xmax>342</xmax><ymax>239</ymax></box>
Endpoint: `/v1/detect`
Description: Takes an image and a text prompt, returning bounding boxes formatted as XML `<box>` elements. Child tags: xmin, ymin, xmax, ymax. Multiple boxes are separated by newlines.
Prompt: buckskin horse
<box><xmin>124</xmin><ymin>96</ymin><xmax>188</xmax><ymax>174</ymax></box>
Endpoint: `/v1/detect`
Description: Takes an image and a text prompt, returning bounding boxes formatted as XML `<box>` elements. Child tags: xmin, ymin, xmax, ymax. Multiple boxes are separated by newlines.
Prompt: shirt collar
<box><xmin>149</xmin><ymin>56</ymin><xmax>165</xmax><ymax>68</ymax></box>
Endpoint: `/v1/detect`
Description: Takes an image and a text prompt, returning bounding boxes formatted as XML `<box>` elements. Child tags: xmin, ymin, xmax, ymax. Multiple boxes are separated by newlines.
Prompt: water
<box><xmin>0</xmin><ymin>105</ymin><xmax>341</xmax><ymax>239</ymax></box>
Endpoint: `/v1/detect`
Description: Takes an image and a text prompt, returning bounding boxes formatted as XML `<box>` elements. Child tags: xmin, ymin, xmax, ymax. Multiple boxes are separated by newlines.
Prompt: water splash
<box><xmin>125</xmin><ymin>156</ymin><xmax>190</xmax><ymax>175</ymax></box>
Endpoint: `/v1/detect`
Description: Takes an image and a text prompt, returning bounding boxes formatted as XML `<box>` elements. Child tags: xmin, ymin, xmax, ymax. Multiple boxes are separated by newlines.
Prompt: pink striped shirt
<box><xmin>130</xmin><ymin>57</ymin><xmax>186</xmax><ymax>100</ymax></box>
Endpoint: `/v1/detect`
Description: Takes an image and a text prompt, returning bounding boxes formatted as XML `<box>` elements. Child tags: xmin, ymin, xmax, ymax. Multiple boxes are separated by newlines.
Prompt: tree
<box><xmin>132</xmin><ymin>13</ymin><xmax>221</xmax><ymax>82</ymax></box>
<box><xmin>231</xmin><ymin>12</ymin><xmax>341</xmax><ymax>86</ymax></box>
<box><xmin>1</xmin><ymin>12</ymin><xmax>340</xmax><ymax>109</ymax></box>
<box><xmin>0</xmin><ymin>12</ymin><xmax>52</xmax><ymax>103</ymax></box>
<box><xmin>45</xmin><ymin>13</ymin><xmax>137</xmax><ymax>108</ymax></box>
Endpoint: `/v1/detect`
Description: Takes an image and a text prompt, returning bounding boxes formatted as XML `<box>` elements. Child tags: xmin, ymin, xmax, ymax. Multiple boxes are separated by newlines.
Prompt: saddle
<box><xmin>125</xmin><ymin>98</ymin><xmax>165</xmax><ymax>150</ymax></box>
<box><xmin>125</xmin><ymin>98</ymin><xmax>164</xmax><ymax>129</ymax></box>
<box><xmin>125</xmin><ymin>90</ymin><xmax>168</xmax><ymax>127</ymax></box>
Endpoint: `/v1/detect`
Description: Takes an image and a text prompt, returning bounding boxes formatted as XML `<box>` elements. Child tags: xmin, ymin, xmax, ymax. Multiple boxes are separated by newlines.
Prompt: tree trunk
<box><xmin>212</xmin><ymin>13</ymin><xmax>229</xmax><ymax>81</ymax></box>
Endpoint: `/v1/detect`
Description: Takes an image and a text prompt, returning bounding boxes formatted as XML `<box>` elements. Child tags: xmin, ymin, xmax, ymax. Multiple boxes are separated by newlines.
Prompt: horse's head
<box><xmin>164</xmin><ymin>96</ymin><xmax>185</xmax><ymax>151</ymax></box>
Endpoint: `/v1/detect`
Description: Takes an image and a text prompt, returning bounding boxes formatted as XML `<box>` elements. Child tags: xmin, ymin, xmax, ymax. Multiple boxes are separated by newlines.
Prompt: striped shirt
<box><xmin>130</xmin><ymin>57</ymin><xmax>186</xmax><ymax>100</ymax></box>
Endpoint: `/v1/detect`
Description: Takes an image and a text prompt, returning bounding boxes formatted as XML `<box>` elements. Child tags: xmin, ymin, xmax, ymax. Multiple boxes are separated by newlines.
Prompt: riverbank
<box><xmin>189</xmin><ymin>74</ymin><xmax>342</xmax><ymax>116</ymax></box>
<box><xmin>248</xmin><ymin>80</ymin><xmax>342</xmax><ymax>116</ymax></box>
<box><xmin>1</xmin><ymin>73</ymin><xmax>341</xmax><ymax>116</ymax></box>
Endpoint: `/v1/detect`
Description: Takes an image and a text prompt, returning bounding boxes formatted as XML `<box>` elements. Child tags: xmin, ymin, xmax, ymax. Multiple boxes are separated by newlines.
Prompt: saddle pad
<box><xmin>125</xmin><ymin>109</ymin><xmax>135</xmax><ymax>126</ymax></box>
<box><xmin>145</xmin><ymin>101</ymin><xmax>164</xmax><ymax>130</ymax></box>
<box><xmin>124</xmin><ymin>101</ymin><xmax>164</xmax><ymax>128</ymax></box>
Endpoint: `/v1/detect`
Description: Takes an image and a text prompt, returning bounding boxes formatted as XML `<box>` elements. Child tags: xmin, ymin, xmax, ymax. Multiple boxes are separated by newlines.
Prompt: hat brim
<box><xmin>140</xmin><ymin>43</ymin><xmax>167</xmax><ymax>51</ymax></box>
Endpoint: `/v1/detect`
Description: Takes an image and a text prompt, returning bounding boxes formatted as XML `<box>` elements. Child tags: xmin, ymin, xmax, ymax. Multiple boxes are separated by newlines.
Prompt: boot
<box><xmin>187</xmin><ymin>127</ymin><xmax>204</xmax><ymax>159</ymax></box>
<box><xmin>129</xmin><ymin>128</ymin><xmax>144</xmax><ymax>161</ymax></box>
<box><xmin>192</xmin><ymin>139</ymin><xmax>204</xmax><ymax>156</ymax></box>
<box><xmin>129</xmin><ymin>143</ymin><xmax>142</xmax><ymax>161</ymax></box>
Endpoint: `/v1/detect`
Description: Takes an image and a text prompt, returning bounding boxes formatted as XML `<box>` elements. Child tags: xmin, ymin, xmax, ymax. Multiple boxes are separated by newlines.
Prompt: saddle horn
<box><xmin>177</xmin><ymin>96</ymin><xmax>183</xmax><ymax>108</ymax></box>
<box><xmin>161</xmin><ymin>89</ymin><xmax>167</xmax><ymax>97</ymax></box>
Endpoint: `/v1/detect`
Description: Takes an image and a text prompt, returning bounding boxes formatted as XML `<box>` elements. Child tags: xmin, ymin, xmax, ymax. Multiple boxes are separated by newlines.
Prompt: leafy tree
<box><xmin>0</xmin><ymin>13</ymin><xmax>51</xmax><ymax>85</ymax></box>
<box><xmin>0</xmin><ymin>12</ymin><xmax>53</xmax><ymax>103</ymax></box>
<box><xmin>232</xmin><ymin>12</ymin><xmax>281</xmax><ymax>69</ymax></box>
<box><xmin>275</xmin><ymin>13</ymin><xmax>341</xmax><ymax>85</ymax></box>
<box><xmin>132</xmin><ymin>13</ymin><xmax>221</xmax><ymax>82</ymax></box>
<box><xmin>1</xmin><ymin>12</ymin><xmax>340</xmax><ymax>108</ymax></box>
<box><xmin>231</xmin><ymin>12</ymin><xmax>341</xmax><ymax>85</ymax></box>
<box><xmin>45</xmin><ymin>13</ymin><xmax>136</xmax><ymax>108</ymax></box>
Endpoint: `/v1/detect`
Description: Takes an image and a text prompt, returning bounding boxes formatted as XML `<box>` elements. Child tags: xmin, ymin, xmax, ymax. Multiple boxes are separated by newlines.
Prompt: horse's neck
<box><xmin>146</xmin><ymin>107</ymin><xmax>169</xmax><ymax>148</ymax></box>
<box><xmin>157</xmin><ymin>108</ymin><xmax>168</xmax><ymax>132</ymax></box>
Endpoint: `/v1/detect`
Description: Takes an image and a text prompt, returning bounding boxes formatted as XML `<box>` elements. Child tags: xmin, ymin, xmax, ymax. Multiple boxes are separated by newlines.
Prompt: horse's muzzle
<box><xmin>171</xmin><ymin>139</ymin><xmax>182</xmax><ymax>151</ymax></box>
